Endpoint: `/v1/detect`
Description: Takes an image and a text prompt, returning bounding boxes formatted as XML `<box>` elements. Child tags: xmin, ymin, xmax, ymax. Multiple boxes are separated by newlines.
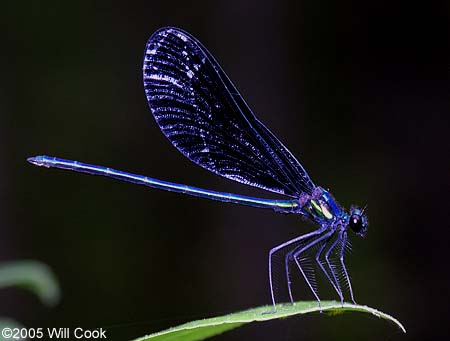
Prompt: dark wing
<box><xmin>143</xmin><ymin>27</ymin><xmax>315</xmax><ymax>197</ymax></box>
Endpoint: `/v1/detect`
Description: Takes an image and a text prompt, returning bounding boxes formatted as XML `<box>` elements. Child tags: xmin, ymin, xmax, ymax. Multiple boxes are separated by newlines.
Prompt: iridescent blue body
<box><xmin>28</xmin><ymin>27</ymin><xmax>368</xmax><ymax>311</ymax></box>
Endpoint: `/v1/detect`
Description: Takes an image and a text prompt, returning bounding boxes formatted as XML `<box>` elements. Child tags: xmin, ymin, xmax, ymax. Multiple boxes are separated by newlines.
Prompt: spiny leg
<box><xmin>284</xmin><ymin>237</ymin><xmax>319</xmax><ymax>305</ymax></box>
<box><xmin>315</xmin><ymin>235</ymin><xmax>343</xmax><ymax>302</ymax></box>
<box><xmin>292</xmin><ymin>230</ymin><xmax>334</xmax><ymax>308</ymax></box>
<box><xmin>339</xmin><ymin>231</ymin><xmax>355</xmax><ymax>304</ymax></box>
<box><xmin>285</xmin><ymin>251</ymin><xmax>295</xmax><ymax>304</ymax></box>
<box><xmin>325</xmin><ymin>233</ymin><xmax>344</xmax><ymax>304</ymax></box>
<box><xmin>285</xmin><ymin>238</ymin><xmax>317</xmax><ymax>305</ymax></box>
<box><xmin>267</xmin><ymin>227</ymin><xmax>326</xmax><ymax>313</ymax></box>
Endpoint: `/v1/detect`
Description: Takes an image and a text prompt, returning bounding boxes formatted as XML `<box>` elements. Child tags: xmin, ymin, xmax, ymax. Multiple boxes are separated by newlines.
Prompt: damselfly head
<box><xmin>348</xmin><ymin>206</ymin><xmax>368</xmax><ymax>237</ymax></box>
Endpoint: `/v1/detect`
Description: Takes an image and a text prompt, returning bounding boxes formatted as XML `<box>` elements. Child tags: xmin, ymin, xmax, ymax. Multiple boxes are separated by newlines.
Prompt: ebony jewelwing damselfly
<box><xmin>28</xmin><ymin>27</ymin><xmax>368</xmax><ymax>311</ymax></box>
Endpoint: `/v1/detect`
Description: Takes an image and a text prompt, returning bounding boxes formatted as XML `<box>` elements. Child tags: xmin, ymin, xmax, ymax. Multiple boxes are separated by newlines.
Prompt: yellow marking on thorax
<box><xmin>320</xmin><ymin>203</ymin><xmax>334</xmax><ymax>220</ymax></box>
<box><xmin>310</xmin><ymin>199</ymin><xmax>334</xmax><ymax>220</ymax></box>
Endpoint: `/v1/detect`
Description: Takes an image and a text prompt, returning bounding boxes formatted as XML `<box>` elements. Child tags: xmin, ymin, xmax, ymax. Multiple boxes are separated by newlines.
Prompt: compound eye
<box><xmin>349</xmin><ymin>214</ymin><xmax>364</xmax><ymax>233</ymax></box>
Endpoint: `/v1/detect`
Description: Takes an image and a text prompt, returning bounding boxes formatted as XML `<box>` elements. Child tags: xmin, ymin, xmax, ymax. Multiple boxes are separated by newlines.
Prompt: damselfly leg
<box><xmin>266</xmin><ymin>227</ymin><xmax>326</xmax><ymax>313</ymax></box>
<box><xmin>325</xmin><ymin>235</ymin><xmax>344</xmax><ymax>304</ymax></box>
<box><xmin>339</xmin><ymin>231</ymin><xmax>356</xmax><ymax>304</ymax></box>
<box><xmin>315</xmin><ymin>236</ymin><xmax>344</xmax><ymax>303</ymax></box>
<box><xmin>291</xmin><ymin>230</ymin><xmax>335</xmax><ymax>310</ymax></box>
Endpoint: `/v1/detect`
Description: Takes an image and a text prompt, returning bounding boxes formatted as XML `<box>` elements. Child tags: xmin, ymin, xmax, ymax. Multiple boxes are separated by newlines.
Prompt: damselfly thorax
<box><xmin>298</xmin><ymin>187</ymin><xmax>342</xmax><ymax>224</ymax></box>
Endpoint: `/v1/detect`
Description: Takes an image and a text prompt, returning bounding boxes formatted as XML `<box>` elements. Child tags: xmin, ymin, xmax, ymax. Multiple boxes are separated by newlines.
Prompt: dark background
<box><xmin>1</xmin><ymin>1</ymin><xmax>448</xmax><ymax>340</ymax></box>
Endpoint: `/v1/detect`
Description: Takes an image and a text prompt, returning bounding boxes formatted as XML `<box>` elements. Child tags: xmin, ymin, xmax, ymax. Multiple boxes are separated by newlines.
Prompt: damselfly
<box><xmin>28</xmin><ymin>27</ymin><xmax>368</xmax><ymax>311</ymax></box>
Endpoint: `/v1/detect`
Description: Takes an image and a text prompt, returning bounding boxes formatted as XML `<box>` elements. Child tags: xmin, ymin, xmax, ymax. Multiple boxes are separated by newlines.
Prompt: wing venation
<box><xmin>143</xmin><ymin>27</ymin><xmax>315</xmax><ymax>197</ymax></box>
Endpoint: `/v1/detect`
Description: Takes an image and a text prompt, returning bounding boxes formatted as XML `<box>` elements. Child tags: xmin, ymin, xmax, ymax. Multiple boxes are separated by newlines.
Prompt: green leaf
<box><xmin>0</xmin><ymin>260</ymin><xmax>60</xmax><ymax>306</ymax></box>
<box><xmin>134</xmin><ymin>301</ymin><xmax>405</xmax><ymax>341</ymax></box>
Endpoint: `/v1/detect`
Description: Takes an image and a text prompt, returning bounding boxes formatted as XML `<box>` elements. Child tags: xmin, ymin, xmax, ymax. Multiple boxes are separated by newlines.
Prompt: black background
<box><xmin>1</xmin><ymin>1</ymin><xmax>448</xmax><ymax>340</ymax></box>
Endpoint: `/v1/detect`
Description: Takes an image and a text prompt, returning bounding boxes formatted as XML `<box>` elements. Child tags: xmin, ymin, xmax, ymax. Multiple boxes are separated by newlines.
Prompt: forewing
<box><xmin>143</xmin><ymin>27</ymin><xmax>315</xmax><ymax>197</ymax></box>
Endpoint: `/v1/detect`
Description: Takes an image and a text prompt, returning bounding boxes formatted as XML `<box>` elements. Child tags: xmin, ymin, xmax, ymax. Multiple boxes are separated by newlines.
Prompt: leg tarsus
<box><xmin>262</xmin><ymin>306</ymin><xmax>277</xmax><ymax>315</ymax></box>
<box><xmin>339</xmin><ymin>231</ymin><xmax>356</xmax><ymax>304</ymax></box>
